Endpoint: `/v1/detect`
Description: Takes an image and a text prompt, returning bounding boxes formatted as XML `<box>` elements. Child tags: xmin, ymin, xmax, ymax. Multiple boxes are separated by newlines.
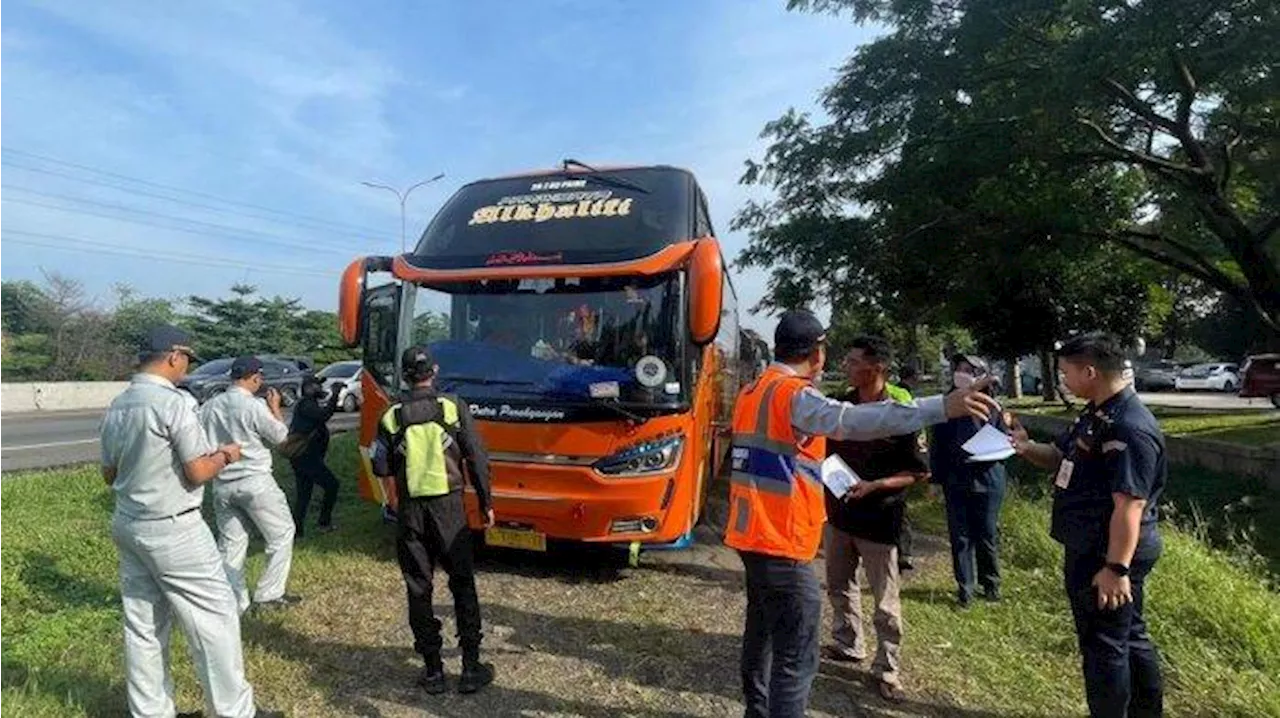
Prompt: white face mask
<box><xmin>953</xmin><ymin>371</ymin><xmax>976</xmax><ymax>391</ymax></box>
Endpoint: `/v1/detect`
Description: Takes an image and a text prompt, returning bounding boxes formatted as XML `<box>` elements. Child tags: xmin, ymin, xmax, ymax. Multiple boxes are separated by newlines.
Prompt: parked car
<box><xmin>1239</xmin><ymin>354</ymin><xmax>1280</xmax><ymax>409</ymax></box>
<box><xmin>317</xmin><ymin>360</ymin><xmax>364</xmax><ymax>412</ymax></box>
<box><xmin>177</xmin><ymin>356</ymin><xmax>307</xmax><ymax>405</ymax></box>
<box><xmin>1174</xmin><ymin>362</ymin><xmax>1241</xmax><ymax>393</ymax></box>
<box><xmin>260</xmin><ymin>353</ymin><xmax>315</xmax><ymax>372</ymax></box>
<box><xmin>1135</xmin><ymin>359</ymin><xmax>1180</xmax><ymax>392</ymax></box>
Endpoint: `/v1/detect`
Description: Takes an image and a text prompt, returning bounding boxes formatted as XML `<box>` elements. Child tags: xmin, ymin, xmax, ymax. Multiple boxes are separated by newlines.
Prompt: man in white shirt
<box><xmin>200</xmin><ymin>356</ymin><xmax>299</xmax><ymax>613</ymax></box>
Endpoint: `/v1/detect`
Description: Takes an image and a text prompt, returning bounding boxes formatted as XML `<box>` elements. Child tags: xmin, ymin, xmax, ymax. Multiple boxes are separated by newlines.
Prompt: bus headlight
<box><xmin>595</xmin><ymin>436</ymin><xmax>684</xmax><ymax>476</ymax></box>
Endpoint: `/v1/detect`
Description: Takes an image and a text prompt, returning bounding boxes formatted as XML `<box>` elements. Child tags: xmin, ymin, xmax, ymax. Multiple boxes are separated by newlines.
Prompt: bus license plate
<box><xmin>486</xmin><ymin>527</ymin><xmax>547</xmax><ymax>552</ymax></box>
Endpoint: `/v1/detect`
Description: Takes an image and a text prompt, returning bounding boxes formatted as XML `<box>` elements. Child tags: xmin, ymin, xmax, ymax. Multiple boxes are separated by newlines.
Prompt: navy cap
<box><xmin>140</xmin><ymin>325</ymin><xmax>203</xmax><ymax>363</ymax></box>
<box><xmin>401</xmin><ymin>345</ymin><xmax>436</xmax><ymax>381</ymax></box>
<box><xmin>230</xmin><ymin>356</ymin><xmax>264</xmax><ymax>380</ymax></box>
<box><xmin>774</xmin><ymin>309</ymin><xmax>827</xmax><ymax>359</ymax></box>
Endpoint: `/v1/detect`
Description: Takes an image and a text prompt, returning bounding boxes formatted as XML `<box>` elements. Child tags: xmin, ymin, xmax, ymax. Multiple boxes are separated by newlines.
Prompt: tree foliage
<box><xmin>737</xmin><ymin>0</ymin><xmax>1279</xmax><ymax>351</ymax></box>
<box><xmin>1</xmin><ymin>276</ymin><xmax>356</xmax><ymax>382</ymax></box>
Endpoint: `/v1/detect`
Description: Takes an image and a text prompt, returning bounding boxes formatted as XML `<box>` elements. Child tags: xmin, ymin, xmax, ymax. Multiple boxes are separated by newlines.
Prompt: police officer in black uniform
<box><xmin>1012</xmin><ymin>333</ymin><xmax>1165</xmax><ymax>718</ymax></box>
<box><xmin>373</xmin><ymin>345</ymin><xmax>496</xmax><ymax>696</ymax></box>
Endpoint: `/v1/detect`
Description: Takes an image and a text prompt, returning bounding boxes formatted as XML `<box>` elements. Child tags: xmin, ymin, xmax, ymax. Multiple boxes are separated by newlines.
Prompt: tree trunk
<box><xmin>1039</xmin><ymin>348</ymin><xmax>1055</xmax><ymax>402</ymax></box>
<box><xmin>1006</xmin><ymin>356</ymin><xmax>1023</xmax><ymax>399</ymax></box>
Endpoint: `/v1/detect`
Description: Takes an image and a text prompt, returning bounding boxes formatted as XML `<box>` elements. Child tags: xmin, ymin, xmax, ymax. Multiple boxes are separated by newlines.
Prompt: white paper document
<box><xmin>820</xmin><ymin>454</ymin><xmax>862</xmax><ymax>497</ymax></box>
<box><xmin>960</xmin><ymin>423</ymin><xmax>1016</xmax><ymax>463</ymax></box>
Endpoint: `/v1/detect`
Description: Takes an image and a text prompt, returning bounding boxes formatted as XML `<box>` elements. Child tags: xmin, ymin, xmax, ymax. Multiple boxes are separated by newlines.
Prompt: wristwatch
<box><xmin>1105</xmin><ymin>562</ymin><xmax>1130</xmax><ymax>577</ymax></box>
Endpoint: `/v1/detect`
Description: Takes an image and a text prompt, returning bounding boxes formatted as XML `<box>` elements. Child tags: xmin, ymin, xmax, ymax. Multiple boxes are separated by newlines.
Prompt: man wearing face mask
<box><xmin>1011</xmin><ymin>333</ymin><xmax>1165</xmax><ymax>718</ymax></box>
<box><xmin>200</xmin><ymin>356</ymin><xmax>299</xmax><ymax>613</ymax></box>
<box><xmin>288</xmin><ymin>374</ymin><xmax>342</xmax><ymax>536</ymax></box>
<box><xmin>929</xmin><ymin>354</ymin><xmax>1009</xmax><ymax>608</ymax></box>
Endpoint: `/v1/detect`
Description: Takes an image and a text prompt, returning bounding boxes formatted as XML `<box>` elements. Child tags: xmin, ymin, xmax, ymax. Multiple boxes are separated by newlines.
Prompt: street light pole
<box><xmin>362</xmin><ymin>173</ymin><xmax>446</xmax><ymax>253</ymax></box>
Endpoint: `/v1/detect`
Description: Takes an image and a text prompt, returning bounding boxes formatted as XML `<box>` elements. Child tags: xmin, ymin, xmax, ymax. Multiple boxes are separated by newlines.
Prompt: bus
<box><xmin>338</xmin><ymin>163</ymin><xmax>743</xmax><ymax>551</ymax></box>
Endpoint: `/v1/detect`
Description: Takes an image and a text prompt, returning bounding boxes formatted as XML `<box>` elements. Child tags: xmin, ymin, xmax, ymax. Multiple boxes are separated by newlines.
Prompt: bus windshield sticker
<box><xmin>469</xmin><ymin>197</ymin><xmax>635</xmax><ymax>226</ymax></box>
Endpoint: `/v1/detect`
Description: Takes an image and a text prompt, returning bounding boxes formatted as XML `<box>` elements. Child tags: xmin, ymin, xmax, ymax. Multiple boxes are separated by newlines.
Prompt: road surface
<box><xmin>2</xmin><ymin>408</ymin><xmax>359</xmax><ymax>474</ymax></box>
<box><xmin>1136</xmin><ymin>391</ymin><xmax>1275</xmax><ymax>411</ymax></box>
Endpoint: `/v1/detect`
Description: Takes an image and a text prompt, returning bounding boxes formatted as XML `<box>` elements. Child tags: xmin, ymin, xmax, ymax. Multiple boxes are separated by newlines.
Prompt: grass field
<box><xmin>3</xmin><ymin>437</ymin><xmax>1278</xmax><ymax>717</ymax></box>
<box><xmin>1006</xmin><ymin>398</ymin><xmax>1280</xmax><ymax>447</ymax></box>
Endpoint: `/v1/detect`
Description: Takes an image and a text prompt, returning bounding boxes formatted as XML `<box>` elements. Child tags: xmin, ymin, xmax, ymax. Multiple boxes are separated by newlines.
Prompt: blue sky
<box><xmin>1</xmin><ymin>0</ymin><xmax>876</xmax><ymax>335</ymax></box>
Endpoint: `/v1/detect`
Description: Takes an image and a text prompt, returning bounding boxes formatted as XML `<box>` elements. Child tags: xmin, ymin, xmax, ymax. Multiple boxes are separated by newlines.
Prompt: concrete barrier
<box><xmin>1016</xmin><ymin>413</ymin><xmax>1280</xmax><ymax>490</ymax></box>
<box><xmin>1</xmin><ymin>382</ymin><xmax>131</xmax><ymax>413</ymax></box>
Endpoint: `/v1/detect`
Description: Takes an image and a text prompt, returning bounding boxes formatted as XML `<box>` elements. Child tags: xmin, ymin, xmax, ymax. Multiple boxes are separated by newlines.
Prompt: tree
<box><xmin>770</xmin><ymin>0</ymin><xmax>1279</xmax><ymax>335</ymax></box>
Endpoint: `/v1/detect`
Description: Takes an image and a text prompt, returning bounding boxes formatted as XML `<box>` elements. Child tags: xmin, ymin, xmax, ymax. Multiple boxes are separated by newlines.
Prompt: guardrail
<box><xmin>1015</xmin><ymin>413</ymin><xmax>1280</xmax><ymax>490</ymax></box>
<box><xmin>1</xmin><ymin>382</ymin><xmax>131</xmax><ymax>413</ymax></box>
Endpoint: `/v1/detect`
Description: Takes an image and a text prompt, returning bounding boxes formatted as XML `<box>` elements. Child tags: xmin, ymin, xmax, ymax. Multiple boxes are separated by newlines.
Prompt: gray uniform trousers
<box><xmin>212</xmin><ymin>473</ymin><xmax>296</xmax><ymax>613</ymax></box>
<box><xmin>112</xmin><ymin>510</ymin><xmax>256</xmax><ymax>718</ymax></box>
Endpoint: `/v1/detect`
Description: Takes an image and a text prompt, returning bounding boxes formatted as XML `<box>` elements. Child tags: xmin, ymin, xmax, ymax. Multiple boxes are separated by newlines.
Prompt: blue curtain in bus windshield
<box><xmin>426</xmin><ymin>274</ymin><xmax>684</xmax><ymax>404</ymax></box>
<box><xmin>407</xmin><ymin>167</ymin><xmax>695</xmax><ymax>269</ymax></box>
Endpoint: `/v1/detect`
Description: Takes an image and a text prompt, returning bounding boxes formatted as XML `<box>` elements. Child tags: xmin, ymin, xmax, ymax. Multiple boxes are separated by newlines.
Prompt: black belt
<box><xmin>135</xmin><ymin>506</ymin><xmax>200</xmax><ymax>521</ymax></box>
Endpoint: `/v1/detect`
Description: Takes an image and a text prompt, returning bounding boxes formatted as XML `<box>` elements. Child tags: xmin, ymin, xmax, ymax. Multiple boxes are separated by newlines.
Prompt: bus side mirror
<box><xmin>688</xmin><ymin>240</ymin><xmax>723</xmax><ymax>346</ymax></box>
<box><xmin>339</xmin><ymin>258</ymin><xmax>368</xmax><ymax>348</ymax></box>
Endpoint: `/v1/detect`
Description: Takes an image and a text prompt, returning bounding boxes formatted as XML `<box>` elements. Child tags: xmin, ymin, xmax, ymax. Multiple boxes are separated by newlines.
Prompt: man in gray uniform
<box><xmin>200</xmin><ymin>356</ymin><xmax>299</xmax><ymax>614</ymax></box>
<box><xmin>100</xmin><ymin>326</ymin><xmax>282</xmax><ymax>718</ymax></box>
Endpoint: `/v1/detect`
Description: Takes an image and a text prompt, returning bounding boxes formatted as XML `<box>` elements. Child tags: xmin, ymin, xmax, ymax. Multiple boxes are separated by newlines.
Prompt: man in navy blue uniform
<box><xmin>1012</xmin><ymin>333</ymin><xmax>1165</xmax><ymax>718</ymax></box>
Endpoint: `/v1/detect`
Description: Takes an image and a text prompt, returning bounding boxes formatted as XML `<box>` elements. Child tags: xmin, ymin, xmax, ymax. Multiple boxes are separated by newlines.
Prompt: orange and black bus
<box><xmin>339</xmin><ymin>163</ymin><xmax>743</xmax><ymax>551</ymax></box>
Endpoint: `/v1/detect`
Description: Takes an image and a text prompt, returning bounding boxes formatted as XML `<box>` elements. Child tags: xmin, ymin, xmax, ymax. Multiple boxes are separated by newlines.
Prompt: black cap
<box><xmin>774</xmin><ymin>309</ymin><xmax>827</xmax><ymax>360</ymax></box>
<box><xmin>401</xmin><ymin>345</ymin><xmax>436</xmax><ymax>382</ymax></box>
<box><xmin>140</xmin><ymin>325</ymin><xmax>202</xmax><ymax>363</ymax></box>
<box><xmin>230</xmin><ymin>356</ymin><xmax>264</xmax><ymax>380</ymax></box>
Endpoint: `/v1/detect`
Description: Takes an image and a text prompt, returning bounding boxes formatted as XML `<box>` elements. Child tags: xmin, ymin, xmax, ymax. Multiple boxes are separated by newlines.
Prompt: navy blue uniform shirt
<box><xmin>1050</xmin><ymin>387</ymin><xmax>1166</xmax><ymax>556</ymax></box>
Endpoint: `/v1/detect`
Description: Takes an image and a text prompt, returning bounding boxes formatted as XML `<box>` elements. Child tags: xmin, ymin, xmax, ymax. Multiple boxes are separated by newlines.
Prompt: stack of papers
<box><xmin>960</xmin><ymin>424</ymin><xmax>1016</xmax><ymax>463</ymax></box>
<box><xmin>820</xmin><ymin>454</ymin><xmax>862</xmax><ymax>498</ymax></box>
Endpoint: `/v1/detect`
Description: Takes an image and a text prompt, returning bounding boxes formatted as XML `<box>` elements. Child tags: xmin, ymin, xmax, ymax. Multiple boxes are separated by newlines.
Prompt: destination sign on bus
<box><xmin>468</xmin><ymin>197</ymin><xmax>635</xmax><ymax>226</ymax></box>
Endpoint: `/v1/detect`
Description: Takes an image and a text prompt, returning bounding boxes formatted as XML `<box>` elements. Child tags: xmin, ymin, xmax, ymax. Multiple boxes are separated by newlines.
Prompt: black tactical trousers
<box><xmin>395</xmin><ymin>490</ymin><xmax>483</xmax><ymax>660</ymax></box>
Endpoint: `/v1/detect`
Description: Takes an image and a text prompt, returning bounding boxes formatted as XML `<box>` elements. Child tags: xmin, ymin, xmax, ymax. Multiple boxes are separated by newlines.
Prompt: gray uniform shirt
<box><xmin>772</xmin><ymin>363</ymin><xmax>947</xmax><ymax>440</ymax></box>
<box><xmin>101</xmin><ymin>373</ymin><xmax>216</xmax><ymax>519</ymax></box>
<box><xmin>199</xmin><ymin>386</ymin><xmax>288</xmax><ymax>482</ymax></box>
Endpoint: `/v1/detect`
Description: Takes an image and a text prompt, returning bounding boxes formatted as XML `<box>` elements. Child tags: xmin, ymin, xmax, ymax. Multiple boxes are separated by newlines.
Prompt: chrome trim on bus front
<box><xmin>488</xmin><ymin>451</ymin><xmax>598</xmax><ymax>466</ymax></box>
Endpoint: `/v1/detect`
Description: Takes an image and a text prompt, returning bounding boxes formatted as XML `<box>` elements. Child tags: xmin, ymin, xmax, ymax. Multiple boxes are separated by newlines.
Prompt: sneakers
<box><xmin>316</xmin><ymin>523</ymin><xmax>338</xmax><ymax>534</ymax></box>
<box><xmin>255</xmin><ymin>709</ymin><xmax>286</xmax><ymax>718</ymax></box>
<box><xmin>254</xmin><ymin>594</ymin><xmax>303</xmax><ymax>611</ymax></box>
<box><xmin>458</xmin><ymin>662</ymin><xmax>495</xmax><ymax>694</ymax></box>
<box><xmin>821</xmin><ymin>644</ymin><xmax>865</xmax><ymax>664</ymax></box>
<box><xmin>983</xmin><ymin>585</ymin><xmax>1002</xmax><ymax>602</ymax></box>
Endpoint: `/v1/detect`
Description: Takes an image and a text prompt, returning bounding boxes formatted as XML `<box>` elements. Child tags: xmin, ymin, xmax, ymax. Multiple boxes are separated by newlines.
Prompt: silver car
<box><xmin>317</xmin><ymin>360</ymin><xmax>364</xmax><ymax>412</ymax></box>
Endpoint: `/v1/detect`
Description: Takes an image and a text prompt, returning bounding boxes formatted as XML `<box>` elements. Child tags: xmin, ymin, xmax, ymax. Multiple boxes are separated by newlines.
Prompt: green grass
<box><xmin>1011</xmin><ymin>400</ymin><xmax>1279</xmax><ymax>446</ymax></box>
<box><xmin>3</xmin><ymin>437</ymin><xmax>1279</xmax><ymax>717</ymax></box>
<box><xmin>903</xmin><ymin>477</ymin><xmax>1280</xmax><ymax>717</ymax></box>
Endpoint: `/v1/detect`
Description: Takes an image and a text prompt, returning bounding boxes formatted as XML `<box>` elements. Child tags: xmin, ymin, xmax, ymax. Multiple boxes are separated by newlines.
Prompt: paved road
<box><xmin>1136</xmin><ymin>392</ymin><xmax>1274</xmax><ymax>411</ymax></box>
<box><xmin>1</xmin><ymin>408</ymin><xmax>360</xmax><ymax>474</ymax></box>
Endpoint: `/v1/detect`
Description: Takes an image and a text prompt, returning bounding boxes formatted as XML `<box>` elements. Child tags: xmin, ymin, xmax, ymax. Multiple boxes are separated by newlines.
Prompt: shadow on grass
<box><xmin>17</xmin><ymin>552</ymin><xmax>119</xmax><ymax>611</ymax></box>
<box><xmin>246</xmin><ymin>605</ymin><xmax>1033</xmax><ymax>718</ymax></box>
<box><xmin>1</xmin><ymin>657</ymin><xmax>131</xmax><ymax>718</ymax></box>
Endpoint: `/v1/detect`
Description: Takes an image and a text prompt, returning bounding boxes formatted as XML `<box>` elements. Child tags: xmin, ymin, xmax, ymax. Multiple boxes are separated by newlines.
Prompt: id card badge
<box><xmin>1055</xmin><ymin>459</ymin><xmax>1075</xmax><ymax>489</ymax></box>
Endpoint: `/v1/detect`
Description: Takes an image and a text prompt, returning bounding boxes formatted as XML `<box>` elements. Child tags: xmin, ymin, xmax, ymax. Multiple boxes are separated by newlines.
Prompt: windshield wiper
<box><xmin>561</xmin><ymin>159</ymin><xmax>651</xmax><ymax>195</ymax></box>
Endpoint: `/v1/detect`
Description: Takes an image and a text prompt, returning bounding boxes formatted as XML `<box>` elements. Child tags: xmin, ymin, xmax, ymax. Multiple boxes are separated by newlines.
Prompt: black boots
<box><xmin>418</xmin><ymin>652</ymin><xmax>447</xmax><ymax>695</ymax></box>
<box><xmin>418</xmin><ymin>649</ymin><xmax>494</xmax><ymax>695</ymax></box>
<box><xmin>458</xmin><ymin>659</ymin><xmax>495</xmax><ymax>694</ymax></box>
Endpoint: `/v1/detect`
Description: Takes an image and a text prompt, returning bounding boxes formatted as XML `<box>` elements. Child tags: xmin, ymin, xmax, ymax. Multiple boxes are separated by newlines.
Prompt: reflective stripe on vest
<box><xmin>381</xmin><ymin>397</ymin><xmax>460</xmax><ymax>499</ymax></box>
<box><xmin>723</xmin><ymin>367</ymin><xmax>828</xmax><ymax>561</ymax></box>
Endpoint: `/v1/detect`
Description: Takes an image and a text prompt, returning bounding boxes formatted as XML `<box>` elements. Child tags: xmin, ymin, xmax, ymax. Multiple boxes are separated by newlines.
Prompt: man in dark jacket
<box><xmin>823</xmin><ymin>336</ymin><xmax>930</xmax><ymax>702</ymax></box>
<box><xmin>288</xmin><ymin>374</ymin><xmax>341</xmax><ymax>536</ymax></box>
<box><xmin>374</xmin><ymin>345</ymin><xmax>496</xmax><ymax>696</ymax></box>
<box><xmin>930</xmin><ymin>354</ymin><xmax>1009</xmax><ymax>607</ymax></box>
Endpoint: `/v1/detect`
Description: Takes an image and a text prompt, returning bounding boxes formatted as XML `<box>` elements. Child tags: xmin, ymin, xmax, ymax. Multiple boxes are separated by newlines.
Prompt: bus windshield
<box><xmin>410</xmin><ymin>273</ymin><xmax>687</xmax><ymax>410</ymax></box>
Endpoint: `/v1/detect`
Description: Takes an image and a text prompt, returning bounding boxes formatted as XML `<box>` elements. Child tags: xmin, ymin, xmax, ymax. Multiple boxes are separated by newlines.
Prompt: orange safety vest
<box><xmin>724</xmin><ymin>366</ymin><xmax>827</xmax><ymax>562</ymax></box>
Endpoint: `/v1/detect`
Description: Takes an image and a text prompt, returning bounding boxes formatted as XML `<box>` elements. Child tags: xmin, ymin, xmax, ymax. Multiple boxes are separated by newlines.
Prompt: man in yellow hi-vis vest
<box><xmin>373</xmin><ymin>345</ymin><xmax>496</xmax><ymax>695</ymax></box>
